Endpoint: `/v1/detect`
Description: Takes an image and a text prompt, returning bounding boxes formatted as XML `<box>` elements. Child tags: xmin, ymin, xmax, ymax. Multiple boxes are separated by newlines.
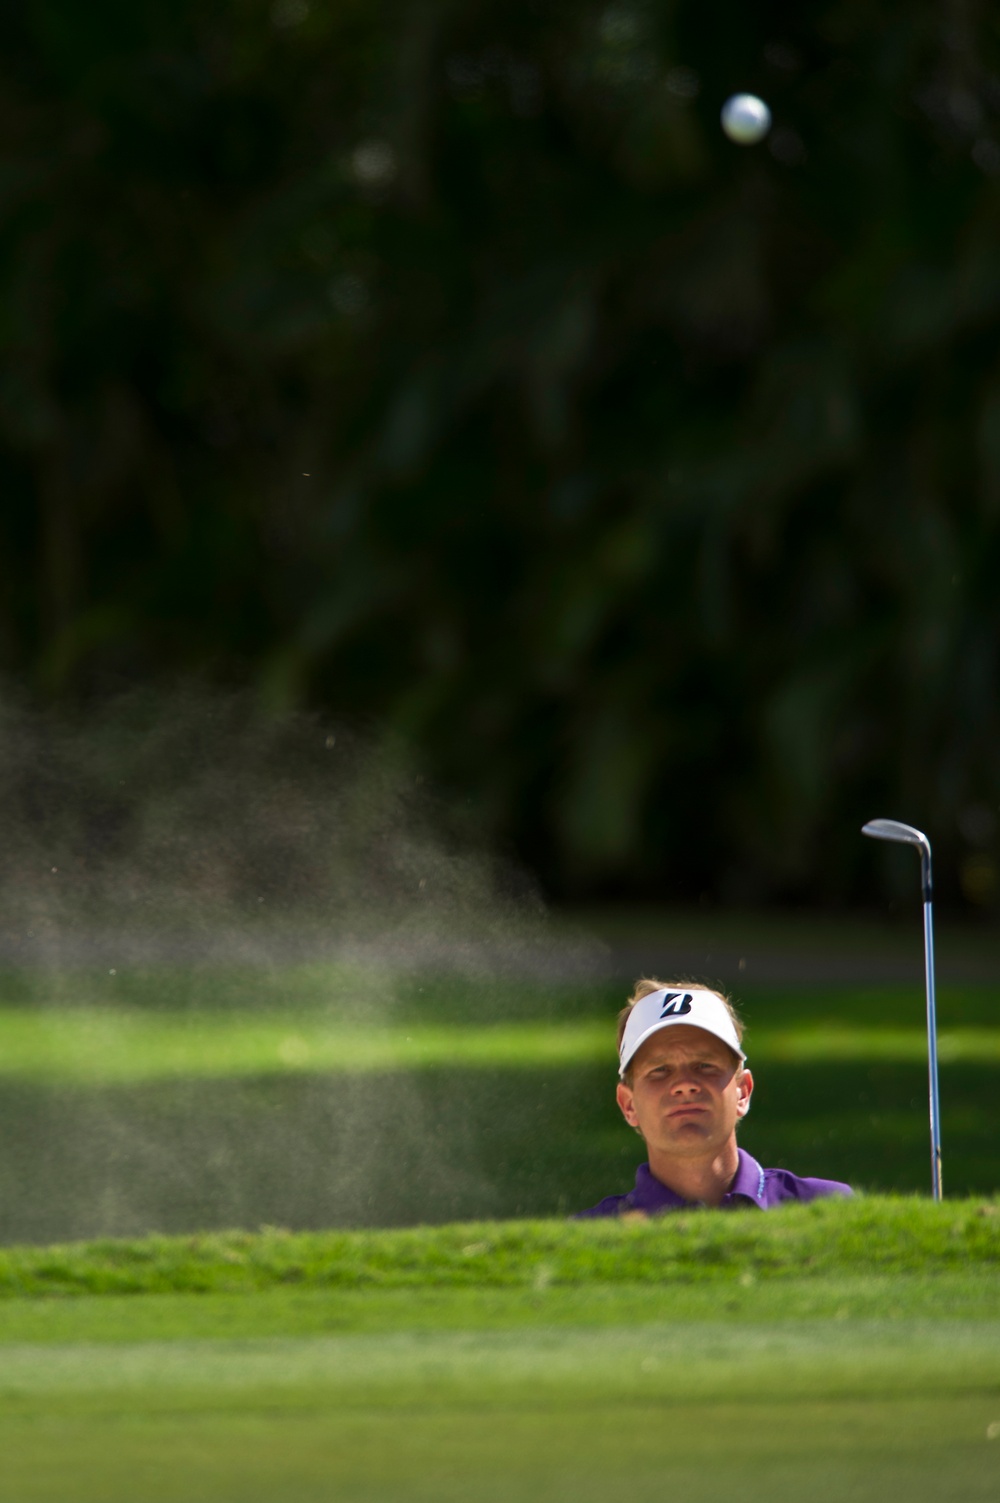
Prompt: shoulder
<box><xmin>762</xmin><ymin>1166</ymin><xmax>853</xmax><ymax>1204</ymax></box>
<box><xmin>574</xmin><ymin>1163</ymin><xmax>686</xmax><ymax>1218</ymax></box>
<box><xmin>573</xmin><ymin>1194</ymin><xmax>633</xmax><ymax>1219</ymax></box>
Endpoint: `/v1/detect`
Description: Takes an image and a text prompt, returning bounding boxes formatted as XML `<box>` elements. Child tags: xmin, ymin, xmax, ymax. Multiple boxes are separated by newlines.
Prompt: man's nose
<box><xmin>670</xmin><ymin>1068</ymin><xmax>701</xmax><ymax>1095</ymax></box>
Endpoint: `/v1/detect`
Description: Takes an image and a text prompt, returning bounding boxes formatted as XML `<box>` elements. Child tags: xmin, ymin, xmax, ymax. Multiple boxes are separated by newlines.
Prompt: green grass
<box><xmin>2</xmin><ymin>940</ymin><xmax>997</xmax><ymax>1498</ymax></box>
<box><xmin>2</xmin><ymin>1197</ymin><xmax>998</xmax><ymax>1296</ymax></box>
<box><xmin>3</xmin><ymin>1394</ymin><xmax>998</xmax><ymax>1503</ymax></box>
<box><xmin>2</xmin><ymin>1207</ymin><xmax>1000</xmax><ymax>1502</ymax></box>
<box><xmin>2</xmin><ymin>1271</ymin><xmax>998</xmax><ymax>1343</ymax></box>
<box><xmin>1</xmin><ymin>1007</ymin><xmax>999</xmax><ymax>1083</ymax></box>
<box><xmin>3</xmin><ymin>1312</ymin><xmax>998</xmax><ymax>1409</ymax></box>
<box><xmin>0</xmin><ymin>1009</ymin><xmax>617</xmax><ymax>1081</ymax></box>
<box><xmin>0</xmin><ymin>967</ymin><xmax>997</xmax><ymax>1240</ymax></box>
<box><xmin>2</xmin><ymin>1005</ymin><xmax>998</xmax><ymax>1247</ymax></box>
<box><xmin>0</xmin><ymin>973</ymin><xmax>992</xmax><ymax>1082</ymax></box>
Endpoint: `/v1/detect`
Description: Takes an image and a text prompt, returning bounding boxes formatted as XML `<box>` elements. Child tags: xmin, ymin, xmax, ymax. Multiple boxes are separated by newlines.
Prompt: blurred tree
<box><xmin>1</xmin><ymin>0</ymin><xmax>999</xmax><ymax>907</ymax></box>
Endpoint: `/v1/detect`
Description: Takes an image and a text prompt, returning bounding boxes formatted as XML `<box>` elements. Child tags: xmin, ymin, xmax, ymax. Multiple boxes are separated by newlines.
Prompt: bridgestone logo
<box><xmin>659</xmin><ymin>992</ymin><xmax>693</xmax><ymax>1017</ymax></box>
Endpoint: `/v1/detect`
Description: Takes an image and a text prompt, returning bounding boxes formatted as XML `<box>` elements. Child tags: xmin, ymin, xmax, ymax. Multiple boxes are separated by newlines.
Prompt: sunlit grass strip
<box><xmin>0</xmin><ymin>1197</ymin><xmax>998</xmax><ymax>1298</ymax></box>
<box><xmin>0</xmin><ymin>1011</ymin><xmax>611</xmax><ymax>1080</ymax></box>
<box><xmin>0</xmin><ymin>1010</ymin><xmax>999</xmax><ymax>1081</ymax></box>
<box><xmin>749</xmin><ymin>1026</ymin><xmax>1000</xmax><ymax>1063</ymax></box>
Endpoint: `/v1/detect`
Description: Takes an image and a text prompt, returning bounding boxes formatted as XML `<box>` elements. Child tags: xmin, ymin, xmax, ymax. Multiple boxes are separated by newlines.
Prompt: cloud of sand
<box><xmin>0</xmin><ymin>683</ymin><xmax>608</xmax><ymax>1243</ymax></box>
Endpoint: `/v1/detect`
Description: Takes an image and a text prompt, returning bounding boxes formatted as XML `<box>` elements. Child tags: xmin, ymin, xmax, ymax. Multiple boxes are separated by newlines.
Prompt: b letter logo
<box><xmin>659</xmin><ymin>991</ymin><xmax>693</xmax><ymax>1018</ymax></box>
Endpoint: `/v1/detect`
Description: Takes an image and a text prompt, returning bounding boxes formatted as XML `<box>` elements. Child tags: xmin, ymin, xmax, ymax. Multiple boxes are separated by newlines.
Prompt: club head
<box><xmin>861</xmin><ymin>818</ymin><xmax>931</xmax><ymax>853</ymax></box>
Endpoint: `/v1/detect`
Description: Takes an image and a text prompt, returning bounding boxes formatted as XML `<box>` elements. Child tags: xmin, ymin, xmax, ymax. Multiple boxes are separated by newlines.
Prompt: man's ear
<box><xmin>616</xmin><ymin>1080</ymin><xmax>639</xmax><ymax>1128</ymax></box>
<box><xmin>736</xmin><ymin>1067</ymin><xmax>753</xmax><ymax>1119</ymax></box>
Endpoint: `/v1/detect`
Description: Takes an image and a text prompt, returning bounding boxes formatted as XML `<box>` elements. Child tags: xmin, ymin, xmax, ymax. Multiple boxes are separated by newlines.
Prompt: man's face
<box><xmin>615</xmin><ymin>1024</ymin><xmax>753</xmax><ymax>1161</ymax></box>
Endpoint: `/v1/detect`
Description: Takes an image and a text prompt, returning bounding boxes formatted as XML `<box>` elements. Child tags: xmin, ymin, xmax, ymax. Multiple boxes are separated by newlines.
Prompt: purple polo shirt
<box><xmin>577</xmin><ymin>1148</ymin><xmax>852</xmax><ymax>1217</ymax></box>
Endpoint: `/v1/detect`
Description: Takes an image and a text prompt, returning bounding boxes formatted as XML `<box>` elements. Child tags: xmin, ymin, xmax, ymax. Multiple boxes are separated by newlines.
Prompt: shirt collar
<box><xmin>630</xmin><ymin>1149</ymin><xmax>766</xmax><ymax>1211</ymax></box>
<box><xmin>725</xmin><ymin>1148</ymin><xmax>767</xmax><ymax>1204</ymax></box>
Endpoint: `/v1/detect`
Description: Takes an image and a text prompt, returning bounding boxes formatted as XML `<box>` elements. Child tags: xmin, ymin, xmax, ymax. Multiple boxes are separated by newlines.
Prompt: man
<box><xmin>578</xmin><ymin>979</ymin><xmax>852</xmax><ymax>1215</ymax></box>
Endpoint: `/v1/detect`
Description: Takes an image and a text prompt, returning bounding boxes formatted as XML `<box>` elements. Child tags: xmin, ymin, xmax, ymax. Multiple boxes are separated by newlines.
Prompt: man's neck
<box><xmin>646</xmin><ymin>1140</ymin><xmax>741</xmax><ymax>1207</ymax></box>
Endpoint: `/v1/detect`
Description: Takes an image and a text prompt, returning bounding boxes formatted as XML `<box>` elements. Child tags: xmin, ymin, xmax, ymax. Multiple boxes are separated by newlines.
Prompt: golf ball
<box><xmin>721</xmin><ymin>94</ymin><xmax>772</xmax><ymax>145</ymax></box>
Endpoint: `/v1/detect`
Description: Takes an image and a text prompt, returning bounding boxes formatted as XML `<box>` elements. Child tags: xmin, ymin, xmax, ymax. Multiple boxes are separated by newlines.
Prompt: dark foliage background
<box><xmin>1</xmin><ymin>0</ymin><xmax>999</xmax><ymax>908</ymax></box>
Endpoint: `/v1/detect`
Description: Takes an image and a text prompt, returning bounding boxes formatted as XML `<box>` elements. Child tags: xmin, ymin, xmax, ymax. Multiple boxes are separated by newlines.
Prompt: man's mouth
<box><xmin>668</xmin><ymin>1105</ymin><xmax>707</xmax><ymax>1119</ymax></box>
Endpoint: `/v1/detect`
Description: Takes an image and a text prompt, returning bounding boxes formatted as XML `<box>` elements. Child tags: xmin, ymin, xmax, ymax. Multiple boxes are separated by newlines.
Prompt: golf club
<box><xmin>861</xmin><ymin>818</ymin><xmax>942</xmax><ymax>1200</ymax></box>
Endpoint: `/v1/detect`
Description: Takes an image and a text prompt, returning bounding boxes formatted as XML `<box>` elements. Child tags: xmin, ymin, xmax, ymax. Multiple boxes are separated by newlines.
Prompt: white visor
<box><xmin>619</xmin><ymin>988</ymin><xmax>745</xmax><ymax>1078</ymax></box>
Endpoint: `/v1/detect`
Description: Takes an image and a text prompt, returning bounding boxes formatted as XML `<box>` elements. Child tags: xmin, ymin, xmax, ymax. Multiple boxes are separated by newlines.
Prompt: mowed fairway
<box><xmin>2</xmin><ymin>1205</ymin><xmax>999</xmax><ymax>1502</ymax></box>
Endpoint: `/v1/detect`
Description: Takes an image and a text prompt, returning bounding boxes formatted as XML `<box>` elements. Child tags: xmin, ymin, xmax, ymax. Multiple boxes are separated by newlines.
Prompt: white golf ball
<box><xmin>721</xmin><ymin>94</ymin><xmax>772</xmax><ymax>145</ymax></box>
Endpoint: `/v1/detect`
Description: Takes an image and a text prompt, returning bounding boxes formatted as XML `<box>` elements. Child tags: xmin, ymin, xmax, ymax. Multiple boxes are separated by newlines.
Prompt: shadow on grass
<box><xmin>0</xmin><ymin>1062</ymin><xmax>995</xmax><ymax>1245</ymax></box>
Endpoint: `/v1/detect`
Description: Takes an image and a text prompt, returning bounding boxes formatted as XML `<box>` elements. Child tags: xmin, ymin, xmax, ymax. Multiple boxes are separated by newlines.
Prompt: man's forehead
<box><xmin>632</xmin><ymin>1024</ymin><xmax>738</xmax><ymax>1065</ymax></box>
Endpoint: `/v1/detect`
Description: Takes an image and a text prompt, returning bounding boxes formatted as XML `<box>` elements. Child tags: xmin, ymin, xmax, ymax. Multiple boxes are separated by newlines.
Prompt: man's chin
<box><xmin>665</xmin><ymin>1113</ymin><xmax>713</xmax><ymax>1134</ymax></box>
<box><xmin>657</xmin><ymin>1119</ymin><xmax>721</xmax><ymax>1150</ymax></box>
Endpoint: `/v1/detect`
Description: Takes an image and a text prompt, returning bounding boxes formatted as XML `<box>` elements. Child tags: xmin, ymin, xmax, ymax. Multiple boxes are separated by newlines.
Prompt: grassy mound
<box><xmin>2</xmin><ymin>1195</ymin><xmax>998</xmax><ymax>1298</ymax></box>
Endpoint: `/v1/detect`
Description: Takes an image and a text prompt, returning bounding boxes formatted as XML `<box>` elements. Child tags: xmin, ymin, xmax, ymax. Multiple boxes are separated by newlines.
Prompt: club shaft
<box><xmin>862</xmin><ymin>820</ymin><xmax>943</xmax><ymax>1200</ymax></box>
<box><xmin>922</xmin><ymin>897</ymin><xmax>943</xmax><ymax>1200</ymax></box>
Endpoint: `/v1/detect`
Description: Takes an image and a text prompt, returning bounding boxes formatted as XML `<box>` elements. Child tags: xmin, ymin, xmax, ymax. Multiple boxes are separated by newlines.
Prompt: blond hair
<box><xmin>616</xmin><ymin>978</ymin><xmax>745</xmax><ymax>1083</ymax></box>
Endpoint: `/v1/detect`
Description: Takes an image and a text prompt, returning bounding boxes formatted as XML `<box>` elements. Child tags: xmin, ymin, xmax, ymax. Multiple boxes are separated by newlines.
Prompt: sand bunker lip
<box><xmin>1</xmin><ymin>1196</ymin><xmax>999</xmax><ymax>1298</ymax></box>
